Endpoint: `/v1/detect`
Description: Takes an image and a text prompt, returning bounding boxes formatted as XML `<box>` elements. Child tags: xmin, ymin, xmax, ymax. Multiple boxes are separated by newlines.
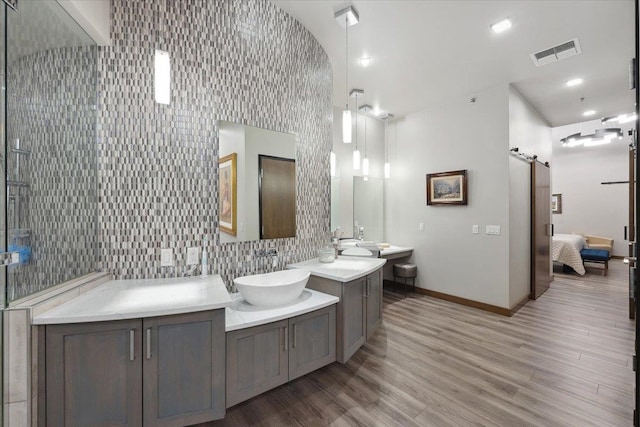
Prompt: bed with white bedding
<box><xmin>552</xmin><ymin>233</ymin><xmax>586</xmax><ymax>275</ymax></box>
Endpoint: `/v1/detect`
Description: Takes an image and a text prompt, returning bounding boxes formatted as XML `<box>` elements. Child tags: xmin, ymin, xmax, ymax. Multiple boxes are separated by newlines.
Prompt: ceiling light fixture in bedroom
<box><xmin>560</xmin><ymin>128</ymin><xmax>623</xmax><ymax>147</ymax></box>
<box><xmin>602</xmin><ymin>113</ymin><xmax>638</xmax><ymax>124</ymax></box>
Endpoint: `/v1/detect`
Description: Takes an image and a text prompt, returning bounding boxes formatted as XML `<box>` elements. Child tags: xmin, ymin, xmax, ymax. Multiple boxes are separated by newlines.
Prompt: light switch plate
<box><xmin>472</xmin><ymin>225</ymin><xmax>479</xmax><ymax>234</ymax></box>
<box><xmin>419</xmin><ymin>222</ymin><xmax>425</xmax><ymax>231</ymax></box>
<box><xmin>187</xmin><ymin>247</ymin><xmax>199</xmax><ymax>265</ymax></box>
<box><xmin>160</xmin><ymin>248</ymin><xmax>173</xmax><ymax>266</ymax></box>
<box><xmin>486</xmin><ymin>225</ymin><xmax>501</xmax><ymax>235</ymax></box>
<box><xmin>10</xmin><ymin>252</ymin><xmax>19</xmax><ymax>265</ymax></box>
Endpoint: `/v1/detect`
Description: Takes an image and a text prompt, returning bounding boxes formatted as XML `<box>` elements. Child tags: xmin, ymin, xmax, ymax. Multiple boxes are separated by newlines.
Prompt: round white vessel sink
<box><xmin>234</xmin><ymin>269</ymin><xmax>310</xmax><ymax>307</ymax></box>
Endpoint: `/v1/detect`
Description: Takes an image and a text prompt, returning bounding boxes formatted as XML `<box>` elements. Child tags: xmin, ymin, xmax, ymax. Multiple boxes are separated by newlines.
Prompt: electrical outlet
<box><xmin>160</xmin><ymin>248</ymin><xmax>174</xmax><ymax>266</ymax></box>
<box><xmin>419</xmin><ymin>222</ymin><xmax>425</xmax><ymax>231</ymax></box>
<box><xmin>472</xmin><ymin>225</ymin><xmax>479</xmax><ymax>234</ymax></box>
<box><xmin>187</xmin><ymin>247</ymin><xmax>199</xmax><ymax>265</ymax></box>
<box><xmin>10</xmin><ymin>252</ymin><xmax>19</xmax><ymax>265</ymax></box>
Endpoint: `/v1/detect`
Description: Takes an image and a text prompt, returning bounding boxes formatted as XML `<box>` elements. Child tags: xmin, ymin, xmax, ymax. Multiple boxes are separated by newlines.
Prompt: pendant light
<box><xmin>353</xmin><ymin>91</ymin><xmax>361</xmax><ymax>169</ymax></box>
<box><xmin>342</xmin><ymin>20</ymin><xmax>352</xmax><ymax>143</ymax></box>
<box><xmin>362</xmin><ymin>117</ymin><xmax>369</xmax><ymax>176</ymax></box>
<box><xmin>335</xmin><ymin>6</ymin><xmax>359</xmax><ymax>143</ymax></box>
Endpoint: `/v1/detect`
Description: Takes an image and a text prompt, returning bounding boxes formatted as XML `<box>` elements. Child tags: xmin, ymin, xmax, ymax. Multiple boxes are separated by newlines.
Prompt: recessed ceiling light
<box><xmin>583</xmin><ymin>110</ymin><xmax>596</xmax><ymax>116</ymax></box>
<box><xmin>566</xmin><ymin>78</ymin><xmax>583</xmax><ymax>87</ymax></box>
<box><xmin>359</xmin><ymin>57</ymin><xmax>371</xmax><ymax>67</ymax></box>
<box><xmin>491</xmin><ymin>19</ymin><xmax>512</xmax><ymax>34</ymax></box>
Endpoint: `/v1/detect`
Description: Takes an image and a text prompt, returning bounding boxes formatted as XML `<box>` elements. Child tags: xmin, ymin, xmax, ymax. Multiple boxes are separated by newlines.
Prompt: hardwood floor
<box><xmin>201</xmin><ymin>261</ymin><xmax>634</xmax><ymax>426</ymax></box>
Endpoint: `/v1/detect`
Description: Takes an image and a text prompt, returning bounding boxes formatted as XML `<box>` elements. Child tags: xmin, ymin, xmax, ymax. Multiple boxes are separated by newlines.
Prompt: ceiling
<box><xmin>271</xmin><ymin>0</ymin><xmax>635</xmax><ymax>127</ymax></box>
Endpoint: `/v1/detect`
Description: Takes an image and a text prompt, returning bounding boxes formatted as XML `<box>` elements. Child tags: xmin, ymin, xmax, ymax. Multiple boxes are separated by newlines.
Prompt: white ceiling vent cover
<box><xmin>530</xmin><ymin>38</ymin><xmax>582</xmax><ymax>67</ymax></box>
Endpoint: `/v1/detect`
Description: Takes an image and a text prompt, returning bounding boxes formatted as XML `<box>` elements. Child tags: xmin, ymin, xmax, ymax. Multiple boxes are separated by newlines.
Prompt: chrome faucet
<box><xmin>358</xmin><ymin>226</ymin><xmax>364</xmax><ymax>241</ymax></box>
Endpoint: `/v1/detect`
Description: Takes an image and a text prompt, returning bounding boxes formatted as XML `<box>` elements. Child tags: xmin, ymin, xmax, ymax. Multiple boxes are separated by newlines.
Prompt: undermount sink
<box><xmin>234</xmin><ymin>269</ymin><xmax>310</xmax><ymax>307</ymax></box>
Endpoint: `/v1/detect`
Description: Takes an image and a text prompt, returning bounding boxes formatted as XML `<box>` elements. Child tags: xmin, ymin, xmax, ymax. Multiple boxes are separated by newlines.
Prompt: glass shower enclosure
<box><xmin>2</xmin><ymin>0</ymin><xmax>98</xmax><ymax>422</ymax></box>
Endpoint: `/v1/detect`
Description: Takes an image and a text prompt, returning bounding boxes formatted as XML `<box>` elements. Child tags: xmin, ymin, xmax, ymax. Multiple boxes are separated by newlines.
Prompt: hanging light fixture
<box><xmin>335</xmin><ymin>6</ymin><xmax>359</xmax><ymax>143</ymax></box>
<box><xmin>560</xmin><ymin>128</ymin><xmax>623</xmax><ymax>147</ymax></box>
<box><xmin>362</xmin><ymin>117</ymin><xmax>369</xmax><ymax>176</ymax></box>
<box><xmin>352</xmin><ymin>90</ymin><xmax>361</xmax><ymax>169</ymax></box>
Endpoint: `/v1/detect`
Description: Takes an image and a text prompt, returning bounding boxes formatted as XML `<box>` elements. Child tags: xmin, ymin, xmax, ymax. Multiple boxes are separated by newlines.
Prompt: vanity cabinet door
<box><xmin>365</xmin><ymin>269</ymin><xmax>383</xmax><ymax>339</ymax></box>
<box><xmin>342</xmin><ymin>278</ymin><xmax>367</xmax><ymax>363</ymax></box>
<box><xmin>143</xmin><ymin>309</ymin><xmax>226</xmax><ymax>426</ymax></box>
<box><xmin>226</xmin><ymin>319</ymin><xmax>289</xmax><ymax>408</ymax></box>
<box><xmin>45</xmin><ymin>319</ymin><xmax>143</xmax><ymax>427</ymax></box>
<box><xmin>289</xmin><ymin>305</ymin><xmax>336</xmax><ymax>380</ymax></box>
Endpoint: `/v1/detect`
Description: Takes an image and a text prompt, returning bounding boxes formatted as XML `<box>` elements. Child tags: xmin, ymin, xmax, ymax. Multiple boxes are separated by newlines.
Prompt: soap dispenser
<box><xmin>201</xmin><ymin>236</ymin><xmax>209</xmax><ymax>277</ymax></box>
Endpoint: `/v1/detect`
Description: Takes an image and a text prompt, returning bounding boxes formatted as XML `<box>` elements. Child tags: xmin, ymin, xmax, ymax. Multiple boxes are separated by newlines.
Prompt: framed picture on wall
<box><xmin>219</xmin><ymin>153</ymin><xmax>237</xmax><ymax>235</ymax></box>
<box><xmin>426</xmin><ymin>169</ymin><xmax>468</xmax><ymax>205</ymax></box>
<box><xmin>552</xmin><ymin>193</ymin><xmax>562</xmax><ymax>214</ymax></box>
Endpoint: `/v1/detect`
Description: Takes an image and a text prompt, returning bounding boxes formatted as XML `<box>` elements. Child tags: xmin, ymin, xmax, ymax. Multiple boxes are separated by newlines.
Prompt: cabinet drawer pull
<box><xmin>293</xmin><ymin>324</ymin><xmax>297</xmax><ymax>348</ymax></box>
<box><xmin>284</xmin><ymin>326</ymin><xmax>288</xmax><ymax>351</ymax></box>
<box><xmin>146</xmin><ymin>328</ymin><xmax>151</xmax><ymax>360</ymax></box>
<box><xmin>129</xmin><ymin>329</ymin><xmax>135</xmax><ymax>361</ymax></box>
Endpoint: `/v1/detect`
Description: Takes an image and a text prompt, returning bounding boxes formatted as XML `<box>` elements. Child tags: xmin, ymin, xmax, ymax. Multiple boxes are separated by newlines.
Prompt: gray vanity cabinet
<box><xmin>307</xmin><ymin>267</ymin><xmax>383</xmax><ymax>363</ymax></box>
<box><xmin>226</xmin><ymin>305</ymin><xmax>336</xmax><ymax>407</ymax></box>
<box><xmin>143</xmin><ymin>310</ymin><xmax>226</xmax><ymax>426</ymax></box>
<box><xmin>45</xmin><ymin>319</ymin><xmax>143</xmax><ymax>427</ymax></box>
<box><xmin>288</xmin><ymin>305</ymin><xmax>336</xmax><ymax>380</ymax></box>
<box><xmin>365</xmin><ymin>268</ymin><xmax>383</xmax><ymax>339</ymax></box>
<box><xmin>226</xmin><ymin>319</ymin><xmax>289</xmax><ymax>408</ymax></box>
<box><xmin>44</xmin><ymin>310</ymin><xmax>225</xmax><ymax>427</ymax></box>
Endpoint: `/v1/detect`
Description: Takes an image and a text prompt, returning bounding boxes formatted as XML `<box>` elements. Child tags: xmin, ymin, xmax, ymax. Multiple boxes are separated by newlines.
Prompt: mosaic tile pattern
<box><xmin>98</xmin><ymin>0</ymin><xmax>333</xmax><ymax>288</ymax></box>
<box><xmin>7</xmin><ymin>46</ymin><xmax>98</xmax><ymax>301</ymax></box>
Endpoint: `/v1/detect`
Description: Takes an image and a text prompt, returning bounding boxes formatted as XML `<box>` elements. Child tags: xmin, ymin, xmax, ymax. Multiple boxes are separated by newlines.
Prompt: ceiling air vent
<box><xmin>530</xmin><ymin>38</ymin><xmax>582</xmax><ymax>67</ymax></box>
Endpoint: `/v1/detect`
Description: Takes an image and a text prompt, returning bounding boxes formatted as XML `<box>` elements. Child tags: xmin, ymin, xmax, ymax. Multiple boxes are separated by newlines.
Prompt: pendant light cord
<box><xmin>384</xmin><ymin>119</ymin><xmax>388</xmax><ymax>162</ymax></box>
<box><xmin>345</xmin><ymin>15</ymin><xmax>349</xmax><ymax>109</ymax></box>
<box><xmin>364</xmin><ymin>117</ymin><xmax>367</xmax><ymax>157</ymax></box>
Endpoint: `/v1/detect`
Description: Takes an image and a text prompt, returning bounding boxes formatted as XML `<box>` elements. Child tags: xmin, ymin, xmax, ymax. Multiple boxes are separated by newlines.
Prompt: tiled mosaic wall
<box><xmin>98</xmin><ymin>0</ymin><xmax>333</xmax><ymax>286</ymax></box>
<box><xmin>7</xmin><ymin>47</ymin><xmax>98</xmax><ymax>301</ymax></box>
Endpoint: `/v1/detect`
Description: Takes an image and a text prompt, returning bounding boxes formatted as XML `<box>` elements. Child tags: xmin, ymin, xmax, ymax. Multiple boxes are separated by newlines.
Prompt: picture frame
<box><xmin>219</xmin><ymin>153</ymin><xmax>237</xmax><ymax>235</ymax></box>
<box><xmin>552</xmin><ymin>193</ymin><xmax>562</xmax><ymax>214</ymax></box>
<box><xmin>426</xmin><ymin>169</ymin><xmax>468</xmax><ymax>205</ymax></box>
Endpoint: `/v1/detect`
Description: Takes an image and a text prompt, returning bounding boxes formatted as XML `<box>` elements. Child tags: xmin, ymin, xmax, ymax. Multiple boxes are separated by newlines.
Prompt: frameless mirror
<box><xmin>218</xmin><ymin>121</ymin><xmax>296</xmax><ymax>243</ymax></box>
<box><xmin>353</xmin><ymin>176</ymin><xmax>383</xmax><ymax>242</ymax></box>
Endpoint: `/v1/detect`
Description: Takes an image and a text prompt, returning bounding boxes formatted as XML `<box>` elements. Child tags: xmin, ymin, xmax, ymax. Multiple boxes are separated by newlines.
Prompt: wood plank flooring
<box><xmin>200</xmin><ymin>260</ymin><xmax>634</xmax><ymax>426</ymax></box>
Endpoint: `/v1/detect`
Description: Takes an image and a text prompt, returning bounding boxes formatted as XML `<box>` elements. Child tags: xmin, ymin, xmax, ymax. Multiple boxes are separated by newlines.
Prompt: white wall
<box><xmin>508</xmin><ymin>86</ymin><xmax>552</xmax><ymax>307</ymax></box>
<box><xmin>331</xmin><ymin>106</ymin><xmax>385</xmax><ymax>238</ymax></box>
<box><xmin>384</xmin><ymin>84</ymin><xmax>511</xmax><ymax>308</ymax></box>
<box><xmin>57</xmin><ymin>0</ymin><xmax>111</xmax><ymax>45</ymax></box>
<box><xmin>552</xmin><ymin>119</ymin><xmax>633</xmax><ymax>256</ymax></box>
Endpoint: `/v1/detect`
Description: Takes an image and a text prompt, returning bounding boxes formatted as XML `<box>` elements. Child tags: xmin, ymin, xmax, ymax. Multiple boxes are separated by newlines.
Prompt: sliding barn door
<box><xmin>531</xmin><ymin>161</ymin><xmax>552</xmax><ymax>299</ymax></box>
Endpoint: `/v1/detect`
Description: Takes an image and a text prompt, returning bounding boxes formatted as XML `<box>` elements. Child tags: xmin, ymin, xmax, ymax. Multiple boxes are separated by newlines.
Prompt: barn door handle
<box><xmin>625</xmin><ymin>225</ymin><xmax>628</xmax><ymax>240</ymax></box>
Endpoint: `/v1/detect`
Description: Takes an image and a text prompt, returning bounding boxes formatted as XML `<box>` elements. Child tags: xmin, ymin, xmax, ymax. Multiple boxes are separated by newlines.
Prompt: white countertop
<box><xmin>225</xmin><ymin>289</ymin><xmax>339</xmax><ymax>332</ymax></box>
<box><xmin>33</xmin><ymin>275</ymin><xmax>233</xmax><ymax>325</ymax></box>
<box><xmin>287</xmin><ymin>256</ymin><xmax>386</xmax><ymax>282</ymax></box>
<box><xmin>380</xmin><ymin>245</ymin><xmax>413</xmax><ymax>258</ymax></box>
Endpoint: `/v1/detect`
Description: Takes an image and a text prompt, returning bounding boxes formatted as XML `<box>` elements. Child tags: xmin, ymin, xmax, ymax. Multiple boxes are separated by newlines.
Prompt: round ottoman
<box><xmin>393</xmin><ymin>263</ymin><xmax>417</xmax><ymax>296</ymax></box>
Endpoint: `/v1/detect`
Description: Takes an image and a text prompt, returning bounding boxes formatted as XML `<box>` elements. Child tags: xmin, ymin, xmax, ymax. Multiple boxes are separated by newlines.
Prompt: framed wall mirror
<box><xmin>218</xmin><ymin>121</ymin><xmax>296</xmax><ymax>243</ymax></box>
